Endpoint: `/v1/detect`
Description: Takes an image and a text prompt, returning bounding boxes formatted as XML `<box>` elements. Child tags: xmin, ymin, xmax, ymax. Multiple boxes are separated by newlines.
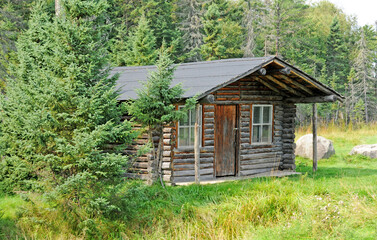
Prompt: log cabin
<box><xmin>112</xmin><ymin>56</ymin><xmax>344</xmax><ymax>185</ymax></box>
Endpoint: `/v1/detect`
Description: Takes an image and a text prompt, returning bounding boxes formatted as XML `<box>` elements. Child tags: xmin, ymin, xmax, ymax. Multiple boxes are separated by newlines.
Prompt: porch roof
<box><xmin>112</xmin><ymin>56</ymin><xmax>344</xmax><ymax>103</ymax></box>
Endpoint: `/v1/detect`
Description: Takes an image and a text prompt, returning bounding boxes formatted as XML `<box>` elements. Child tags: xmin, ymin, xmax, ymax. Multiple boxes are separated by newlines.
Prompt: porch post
<box><xmin>312</xmin><ymin>103</ymin><xmax>318</xmax><ymax>172</ymax></box>
<box><xmin>194</xmin><ymin>103</ymin><xmax>201</xmax><ymax>183</ymax></box>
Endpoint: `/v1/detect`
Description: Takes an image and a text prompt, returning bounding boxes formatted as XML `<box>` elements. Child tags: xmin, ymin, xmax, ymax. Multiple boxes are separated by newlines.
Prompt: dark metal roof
<box><xmin>112</xmin><ymin>56</ymin><xmax>344</xmax><ymax>101</ymax></box>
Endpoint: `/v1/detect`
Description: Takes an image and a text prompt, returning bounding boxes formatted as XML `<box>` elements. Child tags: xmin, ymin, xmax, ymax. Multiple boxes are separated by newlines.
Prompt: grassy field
<box><xmin>1</xmin><ymin>124</ymin><xmax>377</xmax><ymax>239</ymax></box>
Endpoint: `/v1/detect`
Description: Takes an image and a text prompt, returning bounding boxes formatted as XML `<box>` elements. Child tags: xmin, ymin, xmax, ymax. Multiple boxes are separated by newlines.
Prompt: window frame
<box><xmin>251</xmin><ymin>104</ymin><xmax>273</xmax><ymax>144</ymax></box>
<box><xmin>177</xmin><ymin>105</ymin><xmax>202</xmax><ymax>148</ymax></box>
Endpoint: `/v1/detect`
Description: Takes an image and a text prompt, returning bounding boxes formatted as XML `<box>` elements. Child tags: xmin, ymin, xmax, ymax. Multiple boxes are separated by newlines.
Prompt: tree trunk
<box><xmin>55</xmin><ymin>0</ymin><xmax>62</xmax><ymax>16</ymax></box>
<box><xmin>157</xmin><ymin>126</ymin><xmax>165</xmax><ymax>188</ymax></box>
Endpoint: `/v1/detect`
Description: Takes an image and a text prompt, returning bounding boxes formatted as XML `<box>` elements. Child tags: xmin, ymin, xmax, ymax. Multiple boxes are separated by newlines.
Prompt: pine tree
<box><xmin>124</xmin><ymin>14</ymin><xmax>158</xmax><ymax>66</ymax></box>
<box><xmin>0</xmin><ymin>0</ymin><xmax>135</xmax><ymax>208</ymax></box>
<box><xmin>177</xmin><ymin>0</ymin><xmax>204</xmax><ymax>62</ymax></box>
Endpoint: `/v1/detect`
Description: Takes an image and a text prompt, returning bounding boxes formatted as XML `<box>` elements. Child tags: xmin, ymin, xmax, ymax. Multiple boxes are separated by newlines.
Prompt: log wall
<box><xmin>125</xmin><ymin>76</ymin><xmax>297</xmax><ymax>184</ymax></box>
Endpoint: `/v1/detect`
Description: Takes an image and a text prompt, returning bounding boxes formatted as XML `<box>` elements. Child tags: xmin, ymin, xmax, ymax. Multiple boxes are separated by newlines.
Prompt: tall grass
<box><xmin>1</xmin><ymin>124</ymin><xmax>377</xmax><ymax>239</ymax></box>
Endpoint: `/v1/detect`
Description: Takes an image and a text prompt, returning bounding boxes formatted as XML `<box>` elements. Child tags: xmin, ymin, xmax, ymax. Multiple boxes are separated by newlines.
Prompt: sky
<box><xmin>311</xmin><ymin>0</ymin><xmax>377</xmax><ymax>27</ymax></box>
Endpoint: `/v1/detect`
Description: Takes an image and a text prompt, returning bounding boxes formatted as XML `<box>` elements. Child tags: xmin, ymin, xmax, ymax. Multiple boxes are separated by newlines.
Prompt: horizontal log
<box><xmin>173</xmin><ymin>163</ymin><xmax>213</xmax><ymax>171</ymax></box>
<box><xmin>124</xmin><ymin>173</ymin><xmax>150</xmax><ymax>180</ymax></box>
<box><xmin>240</xmin><ymin>168</ymin><xmax>276</xmax><ymax>176</ymax></box>
<box><xmin>199</xmin><ymin>94</ymin><xmax>215</xmax><ymax>104</ymax></box>
<box><xmin>281</xmin><ymin>164</ymin><xmax>296</xmax><ymax>170</ymax></box>
<box><xmin>173</xmin><ymin>157</ymin><xmax>213</xmax><ymax>164</ymax></box>
<box><xmin>240</xmin><ymin>162</ymin><xmax>281</xmax><ymax>170</ymax></box>
<box><xmin>240</xmin><ymin>147</ymin><xmax>281</xmax><ymax>154</ymax></box>
<box><xmin>284</xmin><ymin>95</ymin><xmax>339</xmax><ymax>103</ymax></box>
<box><xmin>241</xmin><ymin>157</ymin><xmax>281</xmax><ymax>165</ymax></box>
<box><xmin>241</xmin><ymin>152</ymin><xmax>282</xmax><ymax>161</ymax></box>
<box><xmin>173</xmin><ymin>168</ymin><xmax>213</xmax><ymax>177</ymax></box>
<box><xmin>173</xmin><ymin>175</ymin><xmax>214</xmax><ymax>183</ymax></box>
<box><xmin>204</xmin><ymin>112</ymin><xmax>215</xmax><ymax>118</ymax></box>
<box><xmin>163</xmin><ymin>175</ymin><xmax>171</xmax><ymax>182</ymax></box>
<box><xmin>162</xmin><ymin>162</ymin><xmax>171</xmax><ymax>170</ymax></box>
<box><xmin>174</xmin><ymin>152</ymin><xmax>213</xmax><ymax>158</ymax></box>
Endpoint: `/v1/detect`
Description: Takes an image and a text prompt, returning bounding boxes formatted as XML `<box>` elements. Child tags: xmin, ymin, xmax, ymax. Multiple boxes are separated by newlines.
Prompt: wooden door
<box><xmin>215</xmin><ymin>105</ymin><xmax>237</xmax><ymax>177</ymax></box>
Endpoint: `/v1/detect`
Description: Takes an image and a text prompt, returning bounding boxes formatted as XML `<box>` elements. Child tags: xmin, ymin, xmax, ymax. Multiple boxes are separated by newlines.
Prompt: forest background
<box><xmin>0</xmin><ymin>0</ymin><xmax>376</xmax><ymax>126</ymax></box>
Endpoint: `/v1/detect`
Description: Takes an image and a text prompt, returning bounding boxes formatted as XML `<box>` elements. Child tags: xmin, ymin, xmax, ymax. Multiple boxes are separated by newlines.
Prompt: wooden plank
<box><xmin>215</xmin><ymin>105</ymin><xmax>237</xmax><ymax>177</ymax></box>
<box><xmin>264</xmin><ymin>75</ymin><xmax>305</xmax><ymax>97</ymax></box>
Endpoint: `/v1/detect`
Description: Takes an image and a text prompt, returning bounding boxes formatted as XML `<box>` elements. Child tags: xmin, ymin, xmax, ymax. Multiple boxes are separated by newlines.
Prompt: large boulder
<box><xmin>295</xmin><ymin>134</ymin><xmax>335</xmax><ymax>160</ymax></box>
<box><xmin>349</xmin><ymin>144</ymin><xmax>377</xmax><ymax>159</ymax></box>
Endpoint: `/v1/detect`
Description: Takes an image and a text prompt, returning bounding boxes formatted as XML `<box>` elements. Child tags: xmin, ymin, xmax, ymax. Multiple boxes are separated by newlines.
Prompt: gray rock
<box><xmin>349</xmin><ymin>144</ymin><xmax>377</xmax><ymax>159</ymax></box>
<box><xmin>295</xmin><ymin>134</ymin><xmax>335</xmax><ymax>160</ymax></box>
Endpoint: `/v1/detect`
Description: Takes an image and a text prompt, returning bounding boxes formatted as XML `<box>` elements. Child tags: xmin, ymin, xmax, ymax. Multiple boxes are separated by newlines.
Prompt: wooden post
<box><xmin>194</xmin><ymin>104</ymin><xmax>201</xmax><ymax>183</ymax></box>
<box><xmin>312</xmin><ymin>103</ymin><xmax>318</xmax><ymax>172</ymax></box>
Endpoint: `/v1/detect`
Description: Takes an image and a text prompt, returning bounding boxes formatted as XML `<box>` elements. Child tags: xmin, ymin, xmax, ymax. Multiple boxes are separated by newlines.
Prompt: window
<box><xmin>178</xmin><ymin>106</ymin><xmax>202</xmax><ymax>147</ymax></box>
<box><xmin>252</xmin><ymin>105</ymin><xmax>273</xmax><ymax>143</ymax></box>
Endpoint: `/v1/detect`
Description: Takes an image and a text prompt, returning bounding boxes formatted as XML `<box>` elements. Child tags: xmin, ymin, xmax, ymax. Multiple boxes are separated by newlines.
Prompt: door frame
<box><xmin>214</xmin><ymin>104</ymin><xmax>240</xmax><ymax>177</ymax></box>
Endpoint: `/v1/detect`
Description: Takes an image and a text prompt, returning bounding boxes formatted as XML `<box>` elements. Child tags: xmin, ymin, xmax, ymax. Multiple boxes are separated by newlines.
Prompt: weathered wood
<box><xmin>264</xmin><ymin>75</ymin><xmax>305</xmax><ymax>97</ymax></box>
<box><xmin>240</xmin><ymin>152</ymin><xmax>282</xmax><ymax>161</ymax></box>
<box><xmin>215</xmin><ymin>105</ymin><xmax>237</xmax><ymax>177</ymax></box>
<box><xmin>240</xmin><ymin>162</ymin><xmax>281</xmax><ymax>170</ymax></box>
<box><xmin>285</xmin><ymin>95</ymin><xmax>338</xmax><ymax>103</ymax></box>
<box><xmin>173</xmin><ymin>175</ymin><xmax>214</xmax><ymax>183</ymax></box>
<box><xmin>241</xmin><ymin>157</ymin><xmax>281</xmax><ymax>165</ymax></box>
<box><xmin>258</xmin><ymin>68</ymin><xmax>267</xmax><ymax>75</ymax></box>
<box><xmin>174</xmin><ymin>169</ymin><xmax>213</xmax><ymax>177</ymax></box>
<box><xmin>240</xmin><ymin>168</ymin><xmax>276</xmax><ymax>176</ymax></box>
<box><xmin>279</xmin><ymin>75</ymin><xmax>314</xmax><ymax>95</ymax></box>
<box><xmin>313</xmin><ymin>103</ymin><xmax>318</xmax><ymax>172</ymax></box>
<box><xmin>253</xmin><ymin>76</ymin><xmax>288</xmax><ymax>96</ymax></box>
<box><xmin>199</xmin><ymin>94</ymin><xmax>215</xmax><ymax>104</ymax></box>
<box><xmin>173</xmin><ymin>157</ymin><xmax>213</xmax><ymax>164</ymax></box>
<box><xmin>194</xmin><ymin>104</ymin><xmax>201</xmax><ymax>184</ymax></box>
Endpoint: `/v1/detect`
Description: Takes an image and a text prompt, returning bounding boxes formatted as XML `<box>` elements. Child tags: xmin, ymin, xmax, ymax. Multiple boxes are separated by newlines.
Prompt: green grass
<box><xmin>1</xmin><ymin>124</ymin><xmax>377</xmax><ymax>239</ymax></box>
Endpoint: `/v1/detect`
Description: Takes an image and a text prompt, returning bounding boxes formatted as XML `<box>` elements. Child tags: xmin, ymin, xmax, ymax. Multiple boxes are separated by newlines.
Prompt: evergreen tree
<box><xmin>177</xmin><ymin>0</ymin><xmax>204</xmax><ymax>62</ymax></box>
<box><xmin>124</xmin><ymin>14</ymin><xmax>157</xmax><ymax>66</ymax></box>
<box><xmin>0</xmin><ymin>0</ymin><xmax>35</xmax><ymax>90</ymax></box>
<box><xmin>128</xmin><ymin>46</ymin><xmax>196</xmax><ymax>185</ymax></box>
<box><xmin>325</xmin><ymin>16</ymin><xmax>350</xmax><ymax>91</ymax></box>
<box><xmin>0</xmin><ymin>0</ymin><xmax>135</xmax><ymax>211</ymax></box>
<box><xmin>353</xmin><ymin>26</ymin><xmax>375</xmax><ymax>122</ymax></box>
<box><xmin>201</xmin><ymin>3</ymin><xmax>225</xmax><ymax>60</ymax></box>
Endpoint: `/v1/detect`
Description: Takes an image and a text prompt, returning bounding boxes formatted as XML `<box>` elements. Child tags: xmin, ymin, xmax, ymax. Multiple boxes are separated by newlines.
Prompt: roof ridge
<box><xmin>112</xmin><ymin>56</ymin><xmax>275</xmax><ymax>71</ymax></box>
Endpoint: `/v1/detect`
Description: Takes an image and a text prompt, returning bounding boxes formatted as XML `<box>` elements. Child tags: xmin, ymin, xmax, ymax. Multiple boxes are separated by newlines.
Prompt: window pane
<box><xmin>262</xmin><ymin>125</ymin><xmax>271</xmax><ymax>142</ymax></box>
<box><xmin>180</xmin><ymin>112</ymin><xmax>189</xmax><ymax>126</ymax></box>
<box><xmin>253</xmin><ymin>106</ymin><xmax>261</xmax><ymax>124</ymax></box>
<box><xmin>179</xmin><ymin>127</ymin><xmax>189</xmax><ymax>146</ymax></box>
<box><xmin>252</xmin><ymin>126</ymin><xmax>260</xmax><ymax>142</ymax></box>
<box><xmin>190</xmin><ymin>127</ymin><xmax>195</xmax><ymax>145</ymax></box>
<box><xmin>190</xmin><ymin>109</ymin><xmax>196</xmax><ymax>125</ymax></box>
<box><xmin>263</xmin><ymin>106</ymin><xmax>271</xmax><ymax>123</ymax></box>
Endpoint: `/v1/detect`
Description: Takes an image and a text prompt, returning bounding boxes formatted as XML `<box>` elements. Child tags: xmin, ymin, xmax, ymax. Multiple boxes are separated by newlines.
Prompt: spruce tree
<box><xmin>0</xmin><ymin>0</ymin><xmax>135</xmax><ymax>209</ymax></box>
<box><xmin>325</xmin><ymin>16</ymin><xmax>350</xmax><ymax>91</ymax></box>
<box><xmin>201</xmin><ymin>3</ymin><xmax>225</xmax><ymax>60</ymax></box>
<box><xmin>128</xmin><ymin>46</ymin><xmax>196</xmax><ymax>185</ymax></box>
<box><xmin>124</xmin><ymin>14</ymin><xmax>157</xmax><ymax>66</ymax></box>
